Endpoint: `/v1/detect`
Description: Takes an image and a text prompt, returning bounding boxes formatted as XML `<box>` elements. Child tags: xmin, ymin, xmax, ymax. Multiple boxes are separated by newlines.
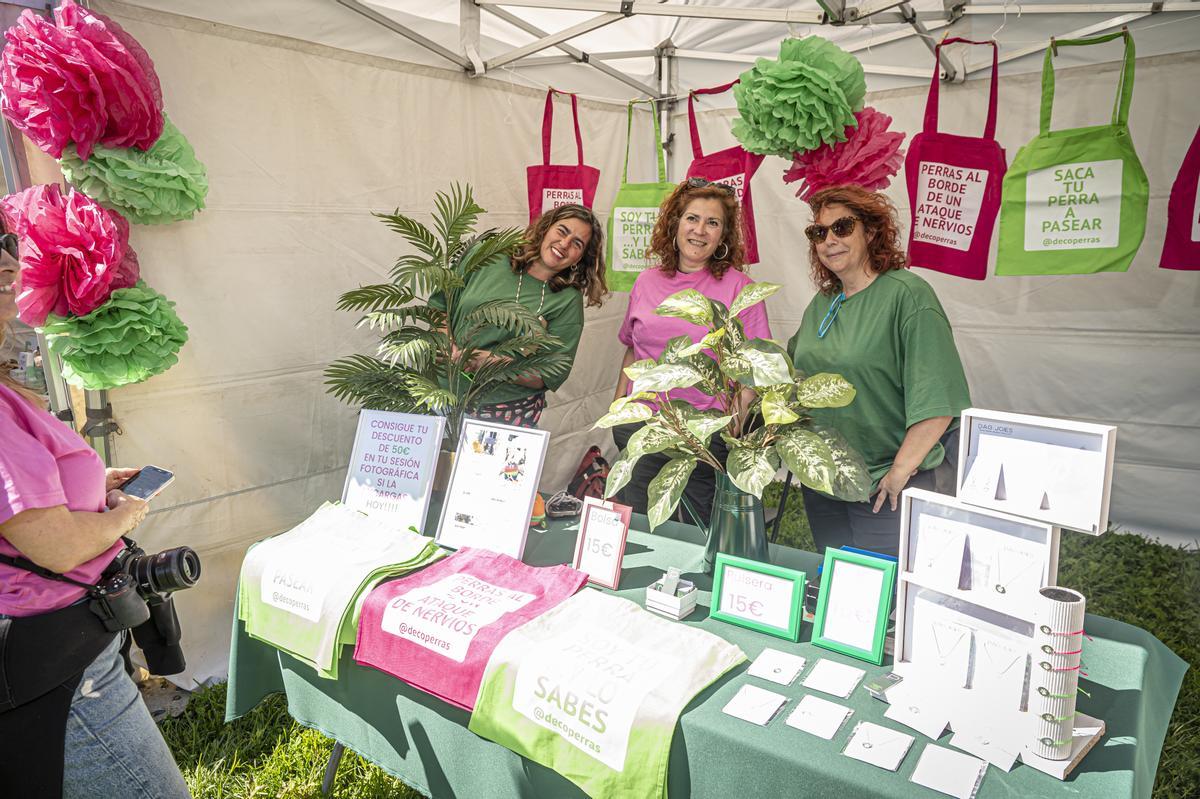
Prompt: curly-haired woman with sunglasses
<box><xmin>609</xmin><ymin>178</ymin><xmax>771</xmax><ymax>525</ymax></box>
<box><xmin>787</xmin><ymin>185</ymin><xmax>971</xmax><ymax>558</ymax></box>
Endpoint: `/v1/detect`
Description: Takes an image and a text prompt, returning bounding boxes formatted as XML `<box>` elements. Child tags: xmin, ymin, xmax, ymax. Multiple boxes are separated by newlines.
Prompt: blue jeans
<box><xmin>62</xmin><ymin>634</ymin><xmax>191</xmax><ymax>799</ymax></box>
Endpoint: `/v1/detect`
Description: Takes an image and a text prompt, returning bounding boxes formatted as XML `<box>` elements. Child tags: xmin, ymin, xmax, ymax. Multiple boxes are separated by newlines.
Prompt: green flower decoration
<box><xmin>732</xmin><ymin>36</ymin><xmax>867</xmax><ymax>158</ymax></box>
<box><xmin>59</xmin><ymin>115</ymin><xmax>208</xmax><ymax>224</ymax></box>
<box><xmin>42</xmin><ymin>281</ymin><xmax>188</xmax><ymax>389</ymax></box>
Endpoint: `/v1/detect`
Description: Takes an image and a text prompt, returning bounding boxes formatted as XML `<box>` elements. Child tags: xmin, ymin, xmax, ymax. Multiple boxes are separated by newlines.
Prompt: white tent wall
<box><xmin>681</xmin><ymin>49</ymin><xmax>1200</xmax><ymax>549</ymax></box>
<box><xmin>90</xmin><ymin>0</ymin><xmax>644</xmax><ymax>685</ymax></box>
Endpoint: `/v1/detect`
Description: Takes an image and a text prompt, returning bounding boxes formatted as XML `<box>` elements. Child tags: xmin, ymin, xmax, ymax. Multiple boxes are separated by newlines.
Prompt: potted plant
<box><xmin>325</xmin><ymin>184</ymin><xmax>572</xmax><ymax>463</ymax></box>
<box><xmin>594</xmin><ymin>282</ymin><xmax>871</xmax><ymax>569</ymax></box>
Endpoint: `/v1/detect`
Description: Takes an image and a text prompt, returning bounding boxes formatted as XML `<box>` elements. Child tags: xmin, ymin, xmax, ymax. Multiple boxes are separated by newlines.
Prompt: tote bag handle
<box><xmin>687</xmin><ymin>80</ymin><xmax>739</xmax><ymax>159</ymax></box>
<box><xmin>923</xmin><ymin>37</ymin><xmax>999</xmax><ymax>141</ymax></box>
<box><xmin>542</xmin><ymin>88</ymin><xmax>585</xmax><ymax>166</ymax></box>
<box><xmin>623</xmin><ymin>99</ymin><xmax>667</xmax><ymax>183</ymax></box>
<box><xmin>1040</xmin><ymin>29</ymin><xmax>1135</xmax><ymax>135</ymax></box>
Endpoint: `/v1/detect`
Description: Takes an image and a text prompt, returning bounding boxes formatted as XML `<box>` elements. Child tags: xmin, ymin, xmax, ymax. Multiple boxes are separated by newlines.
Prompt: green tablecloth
<box><xmin>225</xmin><ymin>516</ymin><xmax>1187</xmax><ymax>799</ymax></box>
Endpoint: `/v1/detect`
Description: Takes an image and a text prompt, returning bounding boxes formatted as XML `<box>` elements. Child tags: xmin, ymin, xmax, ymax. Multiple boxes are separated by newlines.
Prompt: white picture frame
<box><xmin>341</xmin><ymin>410</ymin><xmax>445</xmax><ymax>532</ymax></box>
<box><xmin>435</xmin><ymin>420</ymin><xmax>550</xmax><ymax>559</ymax></box>
<box><xmin>956</xmin><ymin>408</ymin><xmax>1117</xmax><ymax>535</ymax></box>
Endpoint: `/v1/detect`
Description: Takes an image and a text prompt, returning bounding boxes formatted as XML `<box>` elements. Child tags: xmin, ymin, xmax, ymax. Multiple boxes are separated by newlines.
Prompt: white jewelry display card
<box><xmin>912</xmin><ymin>516</ymin><xmax>968</xmax><ymax>590</ymax></box>
<box><xmin>971</xmin><ymin>629</ymin><xmax>1028</xmax><ymax>714</ymax></box>
<box><xmin>883</xmin><ymin>682</ymin><xmax>951</xmax><ymax>740</ymax></box>
<box><xmin>801</xmin><ymin>659</ymin><xmax>865</xmax><ymax>699</ymax></box>
<box><xmin>786</xmin><ymin>694</ymin><xmax>853</xmax><ymax>740</ymax></box>
<box><xmin>721</xmin><ymin>684</ymin><xmax>787</xmax><ymax>726</ymax></box>
<box><xmin>910</xmin><ymin>744</ymin><xmax>988</xmax><ymax>799</ymax></box>
<box><xmin>956</xmin><ymin>408</ymin><xmax>1116</xmax><ymax>535</ymax></box>
<box><xmin>912</xmin><ymin>610</ymin><xmax>972</xmax><ymax>687</ymax></box>
<box><xmin>436</xmin><ymin>420</ymin><xmax>550</xmax><ymax>559</ymax></box>
<box><xmin>746</xmin><ymin>649</ymin><xmax>806</xmax><ymax>686</ymax></box>
<box><xmin>842</xmin><ymin>722</ymin><xmax>914</xmax><ymax>772</ymax></box>
<box><xmin>342</xmin><ymin>410</ymin><xmax>445</xmax><ymax>532</ymax></box>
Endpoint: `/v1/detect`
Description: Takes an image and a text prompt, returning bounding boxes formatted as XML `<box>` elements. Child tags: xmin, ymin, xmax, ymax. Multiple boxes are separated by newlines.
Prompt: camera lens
<box><xmin>130</xmin><ymin>546</ymin><xmax>202</xmax><ymax>595</ymax></box>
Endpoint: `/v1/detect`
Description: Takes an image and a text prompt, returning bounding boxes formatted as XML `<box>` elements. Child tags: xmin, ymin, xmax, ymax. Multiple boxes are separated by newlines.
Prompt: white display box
<box><xmin>646</xmin><ymin>579</ymin><xmax>698</xmax><ymax>620</ymax></box>
<box><xmin>956</xmin><ymin>408</ymin><xmax>1116</xmax><ymax>536</ymax></box>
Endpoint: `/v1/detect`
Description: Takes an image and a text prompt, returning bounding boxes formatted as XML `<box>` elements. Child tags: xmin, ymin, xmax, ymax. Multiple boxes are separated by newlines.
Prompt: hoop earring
<box><xmin>673</xmin><ymin>239</ymin><xmax>679</xmax><ymax>252</ymax></box>
<box><xmin>714</xmin><ymin>242</ymin><xmax>730</xmax><ymax>261</ymax></box>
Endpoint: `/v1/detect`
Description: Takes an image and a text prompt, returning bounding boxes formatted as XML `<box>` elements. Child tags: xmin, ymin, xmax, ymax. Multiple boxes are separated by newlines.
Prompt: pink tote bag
<box><xmin>526</xmin><ymin>89</ymin><xmax>600</xmax><ymax>223</ymax></box>
<box><xmin>1160</xmin><ymin>123</ymin><xmax>1200</xmax><ymax>270</ymax></box>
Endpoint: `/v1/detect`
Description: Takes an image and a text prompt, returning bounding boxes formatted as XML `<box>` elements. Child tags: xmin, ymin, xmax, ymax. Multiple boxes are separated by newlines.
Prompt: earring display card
<box><xmin>746</xmin><ymin>648</ymin><xmax>807</xmax><ymax>686</ymax></box>
<box><xmin>786</xmin><ymin>694</ymin><xmax>853</xmax><ymax>739</ymax></box>
<box><xmin>843</xmin><ymin>721</ymin><xmax>915</xmax><ymax>771</ymax></box>
<box><xmin>910</xmin><ymin>744</ymin><xmax>988</xmax><ymax>799</ymax></box>
<box><xmin>883</xmin><ymin>682</ymin><xmax>951</xmax><ymax>740</ymax></box>
<box><xmin>721</xmin><ymin>684</ymin><xmax>788</xmax><ymax>726</ymax></box>
<box><xmin>956</xmin><ymin>408</ymin><xmax>1116</xmax><ymax>535</ymax></box>
<box><xmin>802</xmin><ymin>659</ymin><xmax>866</xmax><ymax>699</ymax></box>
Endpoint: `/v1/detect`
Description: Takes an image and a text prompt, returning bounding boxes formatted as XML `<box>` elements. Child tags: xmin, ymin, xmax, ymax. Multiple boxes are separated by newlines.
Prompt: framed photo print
<box><xmin>812</xmin><ymin>548</ymin><xmax>897</xmax><ymax>665</ymax></box>
<box><xmin>710</xmin><ymin>554</ymin><xmax>805</xmax><ymax>641</ymax></box>
<box><xmin>571</xmin><ymin>497</ymin><xmax>632</xmax><ymax>589</ymax></box>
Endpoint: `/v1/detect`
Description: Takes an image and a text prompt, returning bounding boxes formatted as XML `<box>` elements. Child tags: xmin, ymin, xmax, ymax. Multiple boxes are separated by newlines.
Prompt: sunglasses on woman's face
<box><xmin>805</xmin><ymin>216</ymin><xmax>859</xmax><ymax>244</ymax></box>
<box><xmin>685</xmin><ymin>177</ymin><xmax>735</xmax><ymax>195</ymax></box>
<box><xmin>0</xmin><ymin>233</ymin><xmax>17</xmax><ymax>259</ymax></box>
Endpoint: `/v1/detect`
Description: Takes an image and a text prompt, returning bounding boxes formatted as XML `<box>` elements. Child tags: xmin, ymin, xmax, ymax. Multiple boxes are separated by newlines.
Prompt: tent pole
<box><xmin>460</xmin><ymin>0</ymin><xmax>484</xmax><ymax>74</ymax></box>
<box><xmin>657</xmin><ymin>40</ymin><xmax>677</xmax><ymax>180</ymax></box>
<box><xmin>482</xmin><ymin>5</ymin><xmax>663</xmax><ymax>97</ymax></box>
<box><xmin>333</xmin><ymin>0</ymin><xmax>472</xmax><ymax>70</ymax></box>
<box><xmin>485</xmin><ymin>12</ymin><xmax>626</xmax><ymax>71</ymax></box>
<box><xmin>900</xmin><ymin>2</ymin><xmax>957</xmax><ymax>82</ymax></box>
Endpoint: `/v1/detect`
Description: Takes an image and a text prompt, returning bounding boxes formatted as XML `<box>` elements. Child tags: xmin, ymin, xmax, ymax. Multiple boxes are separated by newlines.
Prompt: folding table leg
<box><xmin>321</xmin><ymin>742</ymin><xmax>346</xmax><ymax>797</ymax></box>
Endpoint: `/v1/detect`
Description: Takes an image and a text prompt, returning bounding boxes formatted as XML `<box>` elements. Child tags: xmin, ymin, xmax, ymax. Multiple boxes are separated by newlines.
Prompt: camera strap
<box><xmin>0</xmin><ymin>552</ymin><xmax>97</xmax><ymax>591</ymax></box>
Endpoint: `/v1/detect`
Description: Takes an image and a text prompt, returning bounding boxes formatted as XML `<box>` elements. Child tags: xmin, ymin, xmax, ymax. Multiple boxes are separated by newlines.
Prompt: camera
<box><xmin>89</xmin><ymin>539</ymin><xmax>202</xmax><ymax>676</ymax></box>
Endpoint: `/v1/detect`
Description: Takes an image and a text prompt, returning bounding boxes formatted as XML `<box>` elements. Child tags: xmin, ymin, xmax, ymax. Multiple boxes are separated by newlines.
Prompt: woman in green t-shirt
<box><xmin>788</xmin><ymin>185</ymin><xmax>971</xmax><ymax>557</ymax></box>
<box><xmin>447</xmin><ymin>204</ymin><xmax>607</xmax><ymax>428</ymax></box>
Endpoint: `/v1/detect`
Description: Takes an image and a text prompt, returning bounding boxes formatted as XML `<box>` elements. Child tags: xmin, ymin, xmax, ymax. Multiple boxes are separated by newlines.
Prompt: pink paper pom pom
<box><xmin>783</xmin><ymin>107</ymin><xmax>907</xmax><ymax>201</ymax></box>
<box><xmin>1</xmin><ymin>183</ymin><xmax>130</xmax><ymax>326</ymax></box>
<box><xmin>107</xmin><ymin>209</ymin><xmax>141</xmax><ymax>291</ymax></box>
<box><xmin>0</xmin><ymin>1</ymin><xmax>163</xmax><ymax>160</ymax></box>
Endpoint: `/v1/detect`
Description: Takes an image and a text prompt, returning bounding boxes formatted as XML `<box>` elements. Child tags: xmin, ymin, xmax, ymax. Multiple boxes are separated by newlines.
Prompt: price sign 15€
<box><xmin>711</xmin><ymin>554</ymin><xmax>806</xmax><ymax>641</ymax></box>
<box><xmin>572</xmin><ymin>497</ymin><xmax>632</xmax><ymax>590</ymax></box>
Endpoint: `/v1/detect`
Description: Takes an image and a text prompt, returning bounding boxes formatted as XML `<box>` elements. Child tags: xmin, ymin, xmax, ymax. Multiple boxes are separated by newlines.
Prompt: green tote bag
<box><xmin>996</xmin><ymin>30</ymin><xmax>1148</xmax><ymax>275</ymax></box>
<box><xmin>605</xmin><ymin>100</ymin><xmax>676</xmax><ymax>292</ymax></box>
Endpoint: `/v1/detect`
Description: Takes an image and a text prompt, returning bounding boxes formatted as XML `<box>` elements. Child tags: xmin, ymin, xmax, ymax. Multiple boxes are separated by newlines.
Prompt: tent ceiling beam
<box><xmin>671</xmin><ymin>48</ymin><xmax>931</xmax><ymax>77</ymax></box>
<box><xmin>482</xmin><ymin>5</ymin><xmax>663</xmax><ymax>96</ymax></box>
<box><xmin>334</xmin><ymin>0</ymin><xmax>472</xmax><ymax>69</ymax></box>
<box><xmin>900</xmin><ymin>2</ymin><xmax>956</xmax><ymax>81</ymax></box>
<box><xmin>514</xmin><ymin>49</ymin><xmax>657</xmax><ymax>66</ymax></box>
<box><xmin>966</xmin><ymin>10</ymin><xmax>1151</xmax><ymax>73</ymax></box>
<box><xmin>474</xmin><ymin>0</ymin><xmax>824</xmax><ymax>24</ymax></box>
<box><xmin>485</xmin><ymin>11</ymin><xmax>625</xmax><ymax>70</ymax></box>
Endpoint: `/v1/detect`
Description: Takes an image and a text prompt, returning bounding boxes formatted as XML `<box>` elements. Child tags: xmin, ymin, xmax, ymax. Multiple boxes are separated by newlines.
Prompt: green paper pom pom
<box><xmin>59</xmin><ymin>115</ymin><xmax>208</xmax><ymax>225</ymax></box>
<box><xmin>732</xmin><ymin>36</ymin><xmax>867</xmax><ymax>158</ymax></box>
<box><xmin>41</xmin><ymin>280</ymin><xmax>188</xmax><ymax>390</ymax></box>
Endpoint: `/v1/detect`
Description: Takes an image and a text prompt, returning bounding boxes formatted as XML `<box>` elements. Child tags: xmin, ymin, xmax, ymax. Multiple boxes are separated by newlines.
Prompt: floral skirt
<box><xmin>472</xmin><ymin>392</ymin><xmax>546</xmax><ymax>428</ymax></box>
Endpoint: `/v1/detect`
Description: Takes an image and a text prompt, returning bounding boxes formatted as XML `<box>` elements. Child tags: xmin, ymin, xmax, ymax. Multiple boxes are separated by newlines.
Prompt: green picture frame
<box><xmin>811</xmin><ymin>549</ymin><xmax>897</xmax><ymax>665</ymax></box>
<box><xmin>710</xmin><ymin>554</ymin><xmax>806</xmax><ymax>641</ymax></box>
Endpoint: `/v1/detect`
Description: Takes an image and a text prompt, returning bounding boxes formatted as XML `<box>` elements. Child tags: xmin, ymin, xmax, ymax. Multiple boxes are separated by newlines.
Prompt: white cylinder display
<box><xmin>1029</xmin><ymin>586</ymin><xmax>1086</xmax><ymax>760</ymax></box>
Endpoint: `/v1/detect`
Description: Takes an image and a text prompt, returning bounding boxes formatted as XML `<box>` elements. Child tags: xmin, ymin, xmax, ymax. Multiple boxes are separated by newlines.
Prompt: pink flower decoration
<box><xmin>107</xmin><ymin>210</ymin><xmax>140</xmax><ymax>291</ymax></box>
<box><xmin>1</xmin><ymin>183</ymin><xmax>128</xmax><ymax>326</ymax></box>
<box><xmin>783</xmin><ymin>107</ymin><xmax>906</xmax><ymax>201</ymax></box>
<box><xmin>0</xmin><ymin>1</ymin><xmax>163</xmax><ymax>160</ymax></box>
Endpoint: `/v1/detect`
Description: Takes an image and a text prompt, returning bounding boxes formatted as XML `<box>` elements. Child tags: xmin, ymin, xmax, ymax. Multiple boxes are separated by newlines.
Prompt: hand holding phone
<box><xmin>118</xmin><ymin>465</ymin><xmax>175</xmax><ymax>501</ymax></box>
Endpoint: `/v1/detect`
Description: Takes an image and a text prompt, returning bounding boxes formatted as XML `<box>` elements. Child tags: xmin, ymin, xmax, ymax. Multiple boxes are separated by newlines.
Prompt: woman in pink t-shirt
<box><xmin>0</xmin><ymin>225</ymin><xmax>190</xmax><ymax>797</ymax></box>
<box><xmin>610</xmin><ymin>178</ymin><xmax>771</xmax><ymax>525</ymax></box>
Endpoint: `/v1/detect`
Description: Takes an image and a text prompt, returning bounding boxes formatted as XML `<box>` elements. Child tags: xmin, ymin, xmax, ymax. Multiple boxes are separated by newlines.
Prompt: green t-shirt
<box><xmin>431</xmin><ymin>255</ymin><xmax>585</xmax><ymax>405</ymax></box>
<box><xmin>786</xmin><ymin>269</ymin><xmax>971</xmax><ymax>490</ymax></box>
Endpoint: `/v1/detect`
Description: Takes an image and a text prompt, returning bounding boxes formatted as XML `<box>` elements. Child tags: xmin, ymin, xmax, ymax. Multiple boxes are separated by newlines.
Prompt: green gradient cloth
<box><xmin>226</xmin><ymin>513</ymin><xmax>1187</xmax><ymax>799</ymax></box>
<box><xmin>60</xmin><ymin>116</ymin><xmax>208</xmax><ymax>224</ymax></box>
<box><xmin>468</xmin><ymin>589</ymin><xmax>745</xmax><ymax>799</ymax></box>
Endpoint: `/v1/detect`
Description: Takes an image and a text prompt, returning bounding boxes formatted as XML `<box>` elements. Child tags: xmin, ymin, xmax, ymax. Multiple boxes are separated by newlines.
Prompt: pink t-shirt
<box><xmin>0</xmin><ymin>383</ymin><xmax>121</xmax><ymax>616</ymax></box>
<box><xmin>618</xmin><ymin>266</ymin><xmax>772</xmax><ymax>411</ymax></box>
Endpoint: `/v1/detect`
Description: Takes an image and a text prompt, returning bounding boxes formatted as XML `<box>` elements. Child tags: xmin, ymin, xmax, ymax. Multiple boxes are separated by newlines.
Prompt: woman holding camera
<box><xmin>787</xmin><ymin>185</ymin><xmax>970</xmax><ymax>558</ymax></box>
<box><xmin>0</xmin><ymin>227</ymin><xmax>190</xmax><ymax>797</ymax></box>
<box><xmin>610</xmin><ymin>178</ymin><xmax>771</xmax><ymax>524</ymax></box>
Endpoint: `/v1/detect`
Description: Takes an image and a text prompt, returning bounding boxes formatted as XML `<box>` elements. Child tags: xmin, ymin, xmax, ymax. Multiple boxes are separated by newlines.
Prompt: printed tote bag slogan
<box><xmin>526</xmin><ymin>89</ymin><xmax>601</xmax><ymax>224</ymax></box>
<box><xmin>1160</xmin><ymin>123</ymin><xmax>1200</xmax><ymax>270</ymax></box>
<box><xmin>685</xmin><ymin>82</ymin><xmax>765</xmax><ymax>264</ymax></box>
<box><xmin>237</xmin><ymin>503</ymin><xmax>443</xmax><ymax>679</ymax></box>
<box><xmin>906</xmin><ymin>38</ymin><xmax>1007</xmax><ymax>280</ymax></box>
<box><xmin>355</xmin><ymin>548</ymin><xmax>587</xmax><ymax>710</ymax></box>
<box><xmin>606</xmin><ymin>100</ymin><xmax>676</xmax><ymax>292</ymax></box>
<box><xmin>996</xmin><ymin>30</ymin><xmax>1148</xmax><ymax>275</ymax></box>
<box><xmin>469</xmin><ymin>589</ymin><xmax>746</xmax><ymax>799</ymax></box>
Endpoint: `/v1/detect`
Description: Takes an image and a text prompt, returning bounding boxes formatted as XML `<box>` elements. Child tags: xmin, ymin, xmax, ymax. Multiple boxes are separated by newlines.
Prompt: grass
<box><xmin>161</xmin><ymin>482</ymin><xmax>1197</xmax><ymax>798</ymax></box>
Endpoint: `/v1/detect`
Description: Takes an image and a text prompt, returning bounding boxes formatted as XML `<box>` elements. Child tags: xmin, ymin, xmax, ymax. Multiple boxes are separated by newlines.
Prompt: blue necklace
<box><xmin>817</xmin><ymin>292</ymin><xmax>845</xmax><ymax>339</ymax></box>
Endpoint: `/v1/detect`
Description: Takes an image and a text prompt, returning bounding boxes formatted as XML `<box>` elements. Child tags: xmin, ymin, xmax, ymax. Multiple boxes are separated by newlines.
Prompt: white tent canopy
<box><xmin>18</xmin><ymin>1</ymin><xmax>1197</xmax><ymax>686</ymax></box>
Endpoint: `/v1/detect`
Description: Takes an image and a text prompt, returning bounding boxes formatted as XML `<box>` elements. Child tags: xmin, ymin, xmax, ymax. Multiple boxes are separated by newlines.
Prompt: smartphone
<box><xmin>118</xmin><ymin>465</ymin><xmax>175</xmax><ymax>501</ymax></box>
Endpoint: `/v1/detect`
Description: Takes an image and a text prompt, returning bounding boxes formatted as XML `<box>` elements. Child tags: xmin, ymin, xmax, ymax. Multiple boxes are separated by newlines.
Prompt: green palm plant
<box><xmin>594</xmin><ymin>282</ymin><xmax>873</xmax><ymax>529</ymax></box>
<box><xmin>325</xmin><ymin>184</ymin><xmax>573</xmax><ymax>449</ymax></box>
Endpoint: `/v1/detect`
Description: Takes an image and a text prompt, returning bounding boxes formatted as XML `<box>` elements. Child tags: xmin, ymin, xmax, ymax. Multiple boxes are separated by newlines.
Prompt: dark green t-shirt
<box><xmin>430</xmin><ymin>255</ymin><xmax>584</xmax><ymax>405</ymax></box>
<box><xmin>787</xmin><ymin>269</ymin><xmax>971</xmax><ymax>489</ymax></box>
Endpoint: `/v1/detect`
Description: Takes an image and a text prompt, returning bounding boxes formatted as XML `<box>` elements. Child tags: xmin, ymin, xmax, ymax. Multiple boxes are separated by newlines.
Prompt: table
<box><xmin>225</xmin><ymin>515</ymin><xmax>1187</xmax><ymax>799</ymax></box>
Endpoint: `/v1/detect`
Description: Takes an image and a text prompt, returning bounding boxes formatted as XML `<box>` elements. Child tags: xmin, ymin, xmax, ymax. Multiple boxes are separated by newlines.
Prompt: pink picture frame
<box><xmin>571</xmin><ymin>496</ymin><xmax>632</xmax><ymax>590</ymax></box>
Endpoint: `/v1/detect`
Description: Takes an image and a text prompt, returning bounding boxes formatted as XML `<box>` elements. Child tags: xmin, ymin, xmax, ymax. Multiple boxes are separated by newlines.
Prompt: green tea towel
<box><xmin>469</xmin><ymin>589</ymin><xmax>746</xmax><ymax>798</ymax></box>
